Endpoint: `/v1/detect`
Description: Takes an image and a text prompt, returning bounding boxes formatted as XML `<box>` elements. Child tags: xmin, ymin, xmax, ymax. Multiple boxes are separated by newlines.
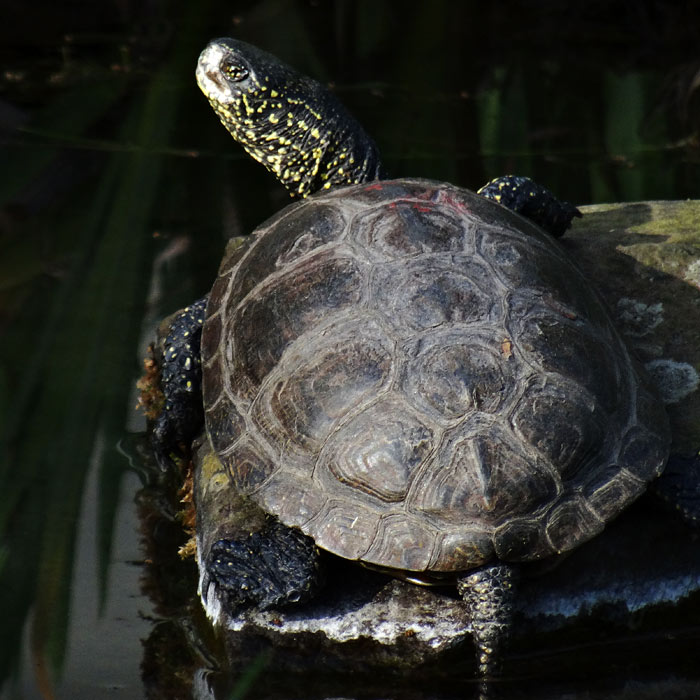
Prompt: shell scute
<box><xmin>307</xmin><ymin>500</ymin><xmax>380</xmax><ymax>561</ymax></box>
<box><xmin>256</xmin><ymin>473</ymin><xmax>327</xmax><ymax>528</ymax></box>
<box><xmin>515</xmin><ymin>309</ymin><xmax>623</xmax><ymax>413</ymax></box>
<box><xmin>251</xmin><ymin>319</ymin><xmax>394</xmax><ymax>455</ymax></box>
<box><xmin>231</xmin><ymin>202</ymin><xmax>346</xmax><ymax>300</ymax></box>
<box><xmin>222</xmin><ymin>435</ymin><xmax>277</xmax><ymax>495</ymax></box>
<box><xmin>403</xmin><ymin>330</ymin><xmax>512</xmax><ymax>422</ymax></box>
<box><xmin>319</xmin><ymin>396</ymin><xmax>436</xmax><ymax>504</ymax></box>
<box><xmin>349</xmin><ymin>199</ymin><xmax>469</xmax><ymax>261</ymax></box>
<box><xmin>617</xmin><ymin>425</ymin><xmax>669</xmax><ymax>482</ymax></box>
<box><xmin>363</xmin><ymin>513</ymin><xmax>437</xmax><ymax>570</ymax></box>
<box><xmin>336</xmin><ymin>179</ymin><xmax>436</xmax><ymax>207</ymax></box>
<box><xmin>510</xmin><ymin>380</ymin><xmax>608</xmax><ymax>481</ymax></box>
<box><xmin>371</xmin><ymin>256</ymin><xmax>495</xmax><ymax>333</ymax></box>
<box><xmin>493</xmin><ymin>517</ymin><xmax>552</xmax><ymax>561</ymax></box>
<box><xmin>200</xmin><ymin>312</ymin><xmax>223</xmax><ymax>374</ymax></box>
<box><xmin>545</xmin><ymin>496</ymin><xmax>604</xmax><ymax>554</ymax></box>
<box><xmin>583</xmin><ymin>466</ymin><xmax>647</xmax><ymax>521</ymax></box>
<box><xmin>411</xmin><ymin>418</ymin><xmax>561</xmax><ymax>526</ymax></box>
<box><xmin>205</xmin><ymin>388</ymin><xmax>245</xmax><ymax>456</ymax></box>
<box><xmin>478</xmin><ymin>229</ymin><xmax>601</xmax><ymax>320</ymax></box>
<box><xmin>429</xmin><ymin>528</ymin><xmax>494</xmax><ymax>571</ymax></box>
<box><xmin>227</xmin><ymin>252</ymin><xmax>364</xmax><ymax>400</ymax></box>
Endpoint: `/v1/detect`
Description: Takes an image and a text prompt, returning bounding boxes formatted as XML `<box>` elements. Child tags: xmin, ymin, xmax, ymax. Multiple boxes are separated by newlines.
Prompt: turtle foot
<box><xmin>204</xmin><ymin>518</ymin><xmax>323</xmax><ymax>611</ymax></box>
<box><xmin>653</xmin><ymin>452</ymin><xmax>700</xmax><ymax>527</ymax></box>
<box><xmin>478</xmin><ymin>175</ymin><xmax>582</xmax><ymax>238</ymax></box>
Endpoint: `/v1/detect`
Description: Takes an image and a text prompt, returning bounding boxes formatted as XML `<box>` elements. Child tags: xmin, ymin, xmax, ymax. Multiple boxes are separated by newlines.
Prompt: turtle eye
<box><xmin>220</xmin><ymin>56</ymin><xmax>249</xmax><ymax>82</ymax></box>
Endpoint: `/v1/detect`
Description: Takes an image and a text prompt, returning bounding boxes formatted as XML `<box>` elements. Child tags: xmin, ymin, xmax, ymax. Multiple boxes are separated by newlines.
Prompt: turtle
<box><xmin>149</xmin><ymin>38</ymin><xmax>672</xmax><ymax>679</ymax></box>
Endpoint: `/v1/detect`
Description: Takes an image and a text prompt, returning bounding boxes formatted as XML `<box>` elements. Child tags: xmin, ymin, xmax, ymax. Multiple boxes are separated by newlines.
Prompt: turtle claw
<box><xmin>200</xmin><ymin>569</ymin><xmax>212</xmax><ymax>605</ymax></box>
<box><xmin>151</xmin><ymin>408</ymin><xmax>190</xmax><ymax>472</ymax></box>
<box><xmin>151</xmin><ymin>421</ymin><xmax>176</xmax><ymax>472</ymax></box>
<box><xmin>653</xmin><ymin>452</ymin><xmax>700</xmax><ymax>526</ymax></box>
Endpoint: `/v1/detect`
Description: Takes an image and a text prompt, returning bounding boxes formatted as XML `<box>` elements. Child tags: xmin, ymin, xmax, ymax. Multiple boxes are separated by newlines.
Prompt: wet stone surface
<box><xmin>201</xmin><ymin>498</ymin><xmax>700</xmax><ymax>676</ymax></box>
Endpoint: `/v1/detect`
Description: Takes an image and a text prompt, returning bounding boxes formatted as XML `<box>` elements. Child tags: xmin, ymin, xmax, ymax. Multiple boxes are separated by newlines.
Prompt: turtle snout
<box><xmin>196</xmin><ymin>43</ymin><xmax>235</xmax><ymax>102</ymax></box>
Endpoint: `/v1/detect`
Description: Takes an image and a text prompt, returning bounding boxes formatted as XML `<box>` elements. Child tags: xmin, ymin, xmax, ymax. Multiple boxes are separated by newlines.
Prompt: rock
<box><xmin>563</xmin><ymin>200</ymin><xmax>700</xmax><ymax>453</ymax></box>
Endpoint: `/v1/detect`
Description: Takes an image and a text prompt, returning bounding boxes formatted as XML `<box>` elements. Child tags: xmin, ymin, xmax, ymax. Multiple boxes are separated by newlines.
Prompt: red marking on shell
<box><xmin>437</xmin><ymin>191</ymin><xmax>472</xmax><ymax>215</ymax></box>
<box><xmin>365</xmin><ymin>184</ymin><xmax>383</xmax><ymax>191</ymax></box>
<box><xmin>412</xmin><ymin>204</ymin><xmax>433</xmax><ymax>213</ymax></box>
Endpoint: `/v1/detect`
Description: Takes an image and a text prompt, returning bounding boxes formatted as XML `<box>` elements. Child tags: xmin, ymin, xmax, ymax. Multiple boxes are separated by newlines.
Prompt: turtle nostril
<box><xmin>206</xmin><ymin>69</ymin><xmax>227</xmax><ymax>91</ymax></box>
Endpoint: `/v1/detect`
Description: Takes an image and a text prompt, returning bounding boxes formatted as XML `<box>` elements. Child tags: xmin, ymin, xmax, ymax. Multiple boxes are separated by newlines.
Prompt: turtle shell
<box><xmin>200</xmin><ymin>179</ymin><xmax>670</xmax><ymax>574</ymax></box>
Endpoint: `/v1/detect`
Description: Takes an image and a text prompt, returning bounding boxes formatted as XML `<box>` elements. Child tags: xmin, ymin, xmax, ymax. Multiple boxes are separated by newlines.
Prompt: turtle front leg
<box><xmin>478</xmin><ymin>175</ymin><xmax>582</xmax><ymax>238</ymax></box>
<box><xmin>152</xmin><ymin>296</ymin><xmax>208</xmax><ymax>469</ymax></box>
<box><xmin>457</xmin><ymin>563</ymin><xmax>519</xmax><ymax>682</ymax></box>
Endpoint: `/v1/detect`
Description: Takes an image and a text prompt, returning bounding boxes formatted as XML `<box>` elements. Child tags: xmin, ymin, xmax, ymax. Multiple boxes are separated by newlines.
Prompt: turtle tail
<box><xmin>457</xmin><ymin>563</ymin><xmax>518</xmax><ymax>686</ymax></box>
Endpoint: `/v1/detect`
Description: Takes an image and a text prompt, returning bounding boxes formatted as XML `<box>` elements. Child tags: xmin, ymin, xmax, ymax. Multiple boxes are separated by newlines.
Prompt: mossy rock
<box><xmin>563</xmin><ymin>200</ymin><xmax>700</xmax><ymax>453</ymax></box>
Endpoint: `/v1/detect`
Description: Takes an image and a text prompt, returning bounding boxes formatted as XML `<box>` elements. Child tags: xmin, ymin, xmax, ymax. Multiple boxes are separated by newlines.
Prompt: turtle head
<box><xmin>196</xmin><ymin>38</ymin><xmax>384</xmax><ymax>197</ymax></box>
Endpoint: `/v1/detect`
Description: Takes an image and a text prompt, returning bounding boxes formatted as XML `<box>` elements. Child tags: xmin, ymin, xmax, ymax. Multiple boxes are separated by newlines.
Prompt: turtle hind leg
<box><xmin>204</xmin><ymin>518</ymin><xmax>324</xmax><ymax>611</ymax></box>
<box><xmin>653</xmin><ymin>452</ymin><xmax>700</xmax><ymax>527</ymax></box>
<box><xmin>457</xmin><ymin>563</ymin><xmax>518</xmax><ymax>682</ymax></box>
<box><xmin>477</xmin><ymin>175</ymin><xmax>582</xmax><ymax>238</ymax></box>
<box><xmin>151</xmin><ymin>296</ymin><xmax>208</xmax><ymax>470</ymax></box>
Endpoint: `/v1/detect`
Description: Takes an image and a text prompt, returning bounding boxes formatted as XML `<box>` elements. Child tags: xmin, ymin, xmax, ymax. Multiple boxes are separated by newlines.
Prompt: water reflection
<box><xmin>5</xmin><ymin>443</ymin><xmax>151</xmax><ymax>699</ymax></box>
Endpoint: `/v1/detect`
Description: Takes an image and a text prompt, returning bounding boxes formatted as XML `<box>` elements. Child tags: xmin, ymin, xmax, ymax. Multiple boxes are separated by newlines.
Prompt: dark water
<box><xmin>1</xmin><ymin>1</ymin><xmax>699</xmax><ymax>698</ymax></box>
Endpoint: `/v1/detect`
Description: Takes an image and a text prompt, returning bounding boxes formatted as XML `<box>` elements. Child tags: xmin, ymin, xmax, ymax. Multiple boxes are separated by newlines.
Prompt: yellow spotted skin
<box><xmin>152</xmin><ymin>298</ymin><xmax>207</xmax><ymax>469</ymax></box>
<box><xmin>196</xmin><ymin>39</ymin><xmax>384</xmax><ymax>198</ymax></box>
<box><xmin>477</xmin><ymin>175</ymin><xmax>582</xmax><ymax>238</ymax></box>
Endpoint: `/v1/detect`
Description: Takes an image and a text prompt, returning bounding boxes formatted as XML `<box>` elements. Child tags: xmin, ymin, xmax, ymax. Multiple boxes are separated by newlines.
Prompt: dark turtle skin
<box><xmin>149</xmin><ymin>38</ymin><xmax>672</xmax><ymax>681</ymax></box>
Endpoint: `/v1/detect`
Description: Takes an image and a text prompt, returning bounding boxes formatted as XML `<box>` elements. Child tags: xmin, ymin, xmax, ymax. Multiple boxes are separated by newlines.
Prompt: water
<box><xmin>1</xmin><ymin>1</ymin><xmax>699</xmax><ymax>698</ymax></box>
<box><xmin>10</xmin><ymin>458</ymin><xmax>149</xmax><ymax>699</ymax></box>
